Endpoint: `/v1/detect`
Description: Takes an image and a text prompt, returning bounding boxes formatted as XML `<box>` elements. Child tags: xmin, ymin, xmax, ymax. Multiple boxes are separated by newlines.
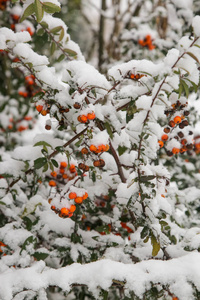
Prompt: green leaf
<box><xmin>140</xmin><ymin>175</ymin><xmax>156</xmax><ymax>182</ymax></box>
<box><xmin>0</xmin><ymin>201</ymin><xmax>6</xmax><ymax>206</ymax></box>
<box><xmin>118</xmin><ymin>145</ymin><xmax>127</xmax><ymax>156</ymax></box>
<box><xmin>23</xmin><ymin>216</ymin><xmax>33</xmax><ymax>231</ymax></box>
<box><xmin>20</xmin><ymin>3</ymin><xmax>35</xmax><ymax>22</ymax></box>
<box><xmin>50</xmin><ymin>42</ymin><xmax>56</xmax><ymax>55</ymax></box>
<box><xmin>43</xmin><ymin>2</ymin><xmax>61</xmax><ymax>13</ymax></box>
<box><xmin>20</xmin><ymin>236</ymin><xmax>37</xmax><ymax>255</ymax></box>
<box><xmin>51</xmin><ymin>159</ymin><xmax>58</xmax><ymax>168</ymax></box>
<box><xmin>178</xmin><ymin>81</ymin><xmax>183</xmax><ymax>98</ymax></box>
<box><xmin>34</xmin><ymin>0</ymin><xmax>44</xmax><ymax>22</ymax></box>
<box><xmin>50</xmin><ymin>26</ymin><xmax>62</xmax><ymax>34</ymax></box>
<box><xmin>37</xmin><ymin>28</ymin><xmax>45</xmax><ymax>36</ymax></box>
<box><xmin>42</xmin><ymin>163</ymin><xmax>48</xmax><ymax>172</ymax></box>
<box><xmin>57</xmin><ymin>54</ymin><xmax>65</xmax><ymax>62</ymax></box>
<box><xmin>186</xmin><ymin>51</ymin><xmax>199</xmax><ymax>64</ymax></box>
<box><xmin>75</xmin><ymin>139</ymin><xmax>83</xmax><ymax>147</ymax></box>
<box><xmin>141</xmin><ymin>226</ymin><xmax>149</xmax><ymax>239</ymax></box>
<box><xmin>181</xmin><ymin>80</ymin><xmax>189</xmax><ymax>98</ymax></box>
<box><xmin>104</xmin><ymin>122</ymin><xmax>113</xmax><ymax>139</ymax></box>
<box><xmin>92</xmin><ymin>171</ymin><xmax>96</xmax><ymax>182</ymax></box>
<box><xmin>151</xmin><ymin>235</ymin><xmax>160</xmax><ymax>257</ymax></box>
<box><xmin>34</xmin><ymin>157</ymin><xmax>47</xmax><ymax>169</ymax></box>
<box><xmin>32</xmin><ymin>252</ymin><xmax>49</xmax><ymax>261</ymax></box>
<box><xmin>0</xmin><ymin>102</ymin><xmax>7</xmax><ymax>112</ymax></box>
<box><xmin>34</xmin><ymin>141</ymin><xmax>52</xmax><ymax>148</ymax></box>
<box><xmin>184</xmin><ymin>78</ymin><xmax>198</xmax><ymax>93</ymax></box>
<box><xmin>59</xmin><ymin>28</ymin><xmax>65</xmax><ymax>41</ymax></box>
<box><xmin>40</xmin><ymin>21</ymin><xmax>48</xmax><ymax>28</ymax></box>
<box><xmin>143</xmin><ymin>236</ymin><xmax>149</xmax><ymax>243</ymax></box>
<box><xmin>63</xmin><ymin>48</ymin><xmax>77</xmax><ymax>57</ymax></box>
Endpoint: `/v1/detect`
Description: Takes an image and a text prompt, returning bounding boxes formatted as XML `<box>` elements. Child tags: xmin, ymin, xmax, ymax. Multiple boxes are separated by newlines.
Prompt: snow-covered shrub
<box><xmin>1</xmin><ymin>1</ymin><xmax>200</xmax><ymax>300</ymax></box>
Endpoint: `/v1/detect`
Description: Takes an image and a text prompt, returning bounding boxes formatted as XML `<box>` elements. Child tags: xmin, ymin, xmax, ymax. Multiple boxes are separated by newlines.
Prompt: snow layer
<box><xmin>0</xmin><ymin>253</ymin><xmax>200</xmax><ymax>300</ymax></box>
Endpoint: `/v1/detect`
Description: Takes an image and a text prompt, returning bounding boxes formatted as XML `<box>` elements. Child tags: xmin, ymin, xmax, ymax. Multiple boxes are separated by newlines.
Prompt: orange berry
<box><xmin>82</xmin><ymin>192</ymin><xmax>88</xmax><ymax>200</ymax></box>
<box><xmin>74</xmin><ymin>197</ymin><xmax>83</xmax><ymax>204</ymax></box>
<box><xmin>78</xmin><ymin>115</ymin><xmax>88</xmax><ymax>123</ymax></box>
<box><xmin>69</xmin><ymin>204</ymin><xmax>76</xmax><ymax>213</ymax></box>
<box><xmin>97</xmin><ymin>145</ymin><xmax>103</xmax><ymax>152</ymax></box>
<box><xmin>41</xmin><ymin>110</ymin><xmax>47</xmax><ymax>116</ymax></box>
<box><xmin>26</xmin><ymin>27</ymin><xmax>33</xmax><ymax>36</ymax></box>
<box><xmin>60</xmin><ymin>161</ymin><xmax>67</xmax><ymax>168</ymax></box>
<box><xmin>181</xmin><ymin>139</ymin><xmax>187</xmax><ymax>145</ymax></box>
<box><xmin>62</xmin><ymin>174</ymin><xmax>68</xmax><ymax>179</ymax></box>
<box><xmin>77</xmin><ymin>115</ymin><xmax>82</xmax><ymax>122</ymax></box>
<box><xmin>73</xmin><ymin>102</ymin><xmax>81</xmax><ymax>109</ymax></box>
<box><xmin>59</xmin><ymin>168</ymin><xmax>65</xmax><ymax>174</ymax></box>
<box><xmin>148</xmin><ymin>44</ymin><xmax>155</xmax><ymax>50</ymax></box>
<box><xmin>69</xmin><ymin>192</ymin><xmax>77</xmax><ymax>199</ymax></box>
<box><xmin>163</xmin><ymin>127</ymin><xmax>170</xmax><ymax>133</ymax></box>
<box><xmin>81</xmin><ymin>147</ymin><xmax>89</xmax><ymax>155</ymax></box>
<box><xmin>87</xmin><ymin>112</ymin><xmax>96</xmax><ymax>120</ymax></box>
<box><xmin>24</xmin><ymin>116</ymin><xmax>32</xmax><ymax>121</ymax></box>
<box><xmin>161</xmin><ymin>194</ymin><xmax>165</xmax><ymax>198</ymax></box>
<box><xmin>169</xmin><ymin>120</ymin><xmax>175</xmax><ymax>128</ymax></box>
<box><xmin>180</xmin><ymin>147</ymin><xmax>187</xmax><ymax>154</ymax></box>
<box><xmin>121</xmin><ymin>222</ymin><xmax>127</xmax><ymax>229</ymax></box>
<box><xmin>18</xmin><ymin>126</ymin><xmax>28</xmax><ymax>132</ymax></box>
<box><xmin>36</xmin><ymin>105</ymin><xmax>43</xmax><ymax>112</ymax></box>
<box><xmin>93</xmin><ymin>160</ymin><xmax>101</xmax><ymax>167</ymax></box>
<box><xmin>60</xmin><ymin>207</ymin><xmax>69</xmax><ymax>216</ymax></box>
<box><xmin>50</xmin><ymin>171</ymin><xmax>57</xmax><ymax>177</ymax></box>
<box><xmin>49</xmin><ymin>180</ymin><xmax>57</xmax><ymax>187</ymax></box>
<box><xmin>68</xmin><ymin>212</ymin><xmax>73</xmax><ymax>218</ymax></box>
<box><xmin>25</xmin><ymin>75</ymin><xmax>35</xmax><ymax>85</ymax></box>
<box><xmin>99</xmin><ymin>159</ymin><xmax>105</xmax><ymax>167</ymax></box>
<box><xmin>105</xmin><ymin>144</ymin><xmax>109</xmax><ymax>151</ymax></box>
<box><xmin>90</xmin><ymin>145</ymin><xmax>97</xmax><ymax>152</ymax></box>
<box><xmin>158</xmin><ymin>140</ymin><xmax>164</xmax><ymax>148</ymax></box>
<box><xmin>69</xmin><ymin>164</ymin><xmax>76</xmax><ymax>172</ymax></box>
<box><xmin>161</xmin><ymin>134</ymin><xmax>168</xmax><ymax>141</ymax></box>
<box><xmin>172</xmin><ymin>147</ymin><xmax>180</xmax><ymax>155</ymax></box>
<box><xmin>174</xmin><ymin>116</ymin><xmax>182</xmax><ymax>124</ymax></box>
<box><xmin>101</xmin><ymin>144</ymin><xmax>106</xmax><ymax>152</ymax></box>
<box><xmin>51</xmin><ymin>205</ymin><xmax>56</xmax><ymax>211</ymax></box>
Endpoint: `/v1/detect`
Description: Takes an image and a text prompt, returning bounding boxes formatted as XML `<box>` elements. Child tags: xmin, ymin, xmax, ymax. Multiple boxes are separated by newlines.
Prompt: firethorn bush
<box><xmin>1</xmin><ymin>0</ymin><xmax>200</xmax><ymax>300</ymax></box>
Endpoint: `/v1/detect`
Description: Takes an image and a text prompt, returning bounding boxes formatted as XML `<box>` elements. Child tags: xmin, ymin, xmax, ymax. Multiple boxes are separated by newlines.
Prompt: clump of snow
<box><xmin>192</xmin><ymin>15</ymin><xmax>200</xmax><ymax>37</ymax></box>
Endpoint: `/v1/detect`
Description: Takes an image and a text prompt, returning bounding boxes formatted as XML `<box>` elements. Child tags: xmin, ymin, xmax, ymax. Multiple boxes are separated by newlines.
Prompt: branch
<box><xmin>109</xmin><ymin>140</ymin><xmax>126</xmax><ymax>183</ymax></box>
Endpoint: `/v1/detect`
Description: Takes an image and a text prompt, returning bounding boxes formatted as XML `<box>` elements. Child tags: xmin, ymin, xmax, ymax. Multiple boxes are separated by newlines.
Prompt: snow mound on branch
<box><xmin>0</xmin><ymin>254</ymin><xmax>200</xmax><ymax>300</ymax></box>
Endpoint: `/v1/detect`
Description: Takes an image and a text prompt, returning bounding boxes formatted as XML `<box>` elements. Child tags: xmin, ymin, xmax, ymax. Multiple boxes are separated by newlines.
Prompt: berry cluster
<box><xmin>89</xmin><ymin>144</ymin><xmax>109</xmax><ymax>154</ymax></box>
<box><xmin>0</xmin><ymin>115</ymin><xmax>34</xmax><ymax>133</ymax></box>
<box><xmin>49</xmin><ymin>189</ymin><xmax>88</xmax><ymax>218</ymax></box>
<box><xmin>36</xmin><ymin>103</ymin><xmax>50</xmax><ymax>117</ymax></box>
<box><xmin>49</xmin><ymin>161</ymin><xmax>77</xmax><ymax>187</ymax></box>
<box><xmin>77</xmin><ymin>111</ymin><xmax>96</xmax><ymax>123</ymax></box>
<box><xmin>68</xmin><ymin>191</ymin><xmax>88</xmax><ymax>204</ymax></box>
<box><xmin>18</xmin><ymin>75</ymin><xmax>40</xmax><ymax>98</ymax></box>
<box><xmin>194</xmin><ymin>135</ymin><xmax>200</xmax><ymax>155</ymax></box>
<box><xmin>138</xmin><ymin>34</ymin><xmax>155</xmax><ymax>50</ymax></box>
<box><xmin>50</xmin><ymin>202</ymin><xmax>76</xmax><ymax>218</ymax></box>
<box><xmin>93</xmin><ymin>159</ymin><xmax>105</xmax><ymax>168</ymax></box>
<box><xmin>158</xmin><ymin>100</ymin><xmax>193</xmax><ymax>156</ymax></box>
